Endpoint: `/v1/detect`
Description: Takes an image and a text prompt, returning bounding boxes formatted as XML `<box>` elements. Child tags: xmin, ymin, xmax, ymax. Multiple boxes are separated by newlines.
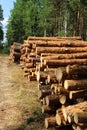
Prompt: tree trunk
<box><xmin>44</xmin><ymin>59</ymin><xmax>87</xmax><ymax>68</ymax></box>
<box><xmin>36</xmin><ymin>46</ymin><xmax>87</xmax><ymax>55</ymax></box>
<box><xmin>64</xmin><ymin>79</ymin><xmax>87</xmax><ymax>90</ymax></box>
<box><xmin>74</xmin><ymin>112</ymin><xmax>87</xmax><ymax>124</ymax></box>
<box><xmin>45</xmin><ymin>116</ymin><xmax>57</xmax><ymax>129</ymax></box>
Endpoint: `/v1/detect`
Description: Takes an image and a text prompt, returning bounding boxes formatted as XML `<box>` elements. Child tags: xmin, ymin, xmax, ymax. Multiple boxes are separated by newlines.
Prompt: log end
<box><xmin>64</xmin><ymin>80</ymin><xmax>69</xmax><ymax>89</ymax></box>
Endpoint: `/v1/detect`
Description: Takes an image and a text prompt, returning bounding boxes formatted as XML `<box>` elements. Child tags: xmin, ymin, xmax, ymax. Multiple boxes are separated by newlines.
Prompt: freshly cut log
<box><xmin>38</xmin><ymin>89</ymin><xmax>52</xmax><ymax>99</ymax></box>
<box><xmin>59</xmin><ymin>94</ymin><xmax>74</xmax><ymax>105</ymax></box>
<box><xmin>51</xmin><ymin>84</ymin><xmax>62</xmax><ymax>94</ymax></box>
<box><xmin>66</xmin><ymin>64</ymin><xmax>87</xmax><ymax>78</ymax></box>
<box><xmin>38</xmin><ymin>84</ymin><xmax>51</xmax><ymax>90</ymax></box>
<box><xmin>14</xmin><ymin>45</ymin><xmax>21</xmax><ymax>52</ymax></box>
<box><xmin>21</xmin><ymin>47</ymin><xmax>31</xmax><ymax>54</ymax></box>
<box><xmin>59</xmin><ymin>95</ymin><xmax>68</xmax><ymax>105</ymax></box>
<box><xmin>13</xmin><ymin>51</ymin><xmax>21</xmax><ymax>57</ymax></box>
<box><xmin>41</xmin><ymin>52</ymin><xmax>87</xmax><ymax>62</ymax></box>
<box><xmin>47</xmin><ymin>74</ymin><xmax>58</xmax><ymax>84</ymax></box>
<box><xmin>29</xmin><ymin>52</ymin><xmax>36</xmax><ymax>57</ymax></box>
<box><xmin>45</xmin><ymin>116</ymin><xmax>57</xmax><ymax>129</ymax></box>
<box><xmin>46</xmin><ymin>95</ymin><xmax>61</xmax><ymax>107</ymax></box>
<box><xmin>64</xmin><ymin>79</ymin><xmax>87</xmax><ymax>90</ymax></box>
<box><xmin>44</xmin><ymin>59</ymin><xmax>87</xmax><ymax>68</ymax></box>
<box><xmin>76</xmin><ymin>124</ymin><xmax>87</xmax><ymax>130</ymax></box>
<box><xmin>36</xmin><ymin>71</ymin><xmax>48</xmax><ymax>82</ymax></box>
<box><xmin>42</xmin><ymin>105</ymin><xmax>57</xmax><ymax>114</ymax></box>
<box><xmin>13</xmin><ymin>42</ymin><xmax>21</xmax><ymax>46</ymax></box>
<box><xmin>36</xmin><ymin>47</ymin><xmax>87</xmax><ymax>55</ymax></box>
<box><xmin>72</xmin><ymin>123</ymin><xmax>78</xmax><ymax>130</ymax></box>
<box><xmin>33</xmin><ymin>40</ymin><xmax>87</xmax><ymax>48</ymax></box>
<box><xmin>55</xmin><ymin>67</ymin><xmax>66</xmax><ymax>82</ymax></box>
<box><xmin>58</xmin><ymin>87</ymin><xmax>69</xmax><ymax>95</ymax></box>
<box><xmin>41</xmin><ymin>53</ymin><xmax>60</xmax><ymax>57</ymax></box>
<box><xmin>74</xmin><ymin>112</ymin><xmax>87</xmax><ymax>124</ymax></box>
<box><xmin>56</xmin><ymin>108</ymin><xmax>66</xmax><ymax>126</ymax></box>
<box><xmin>28</xmin><ymin>36</ymin><xmax>82</xmax><ymax>41</ymax></box>
<box><xmin>26</xmin><ymin>63</ymin><xmax>34</xmax><ymax>68</ymax></box>
<box><xmin>10</xmin><ymin>42</ymin><xmax>21</xmax><ymax>63</ymax></box>
<box><xmin>69</xmin><ymin>89</ymin><xmax>87</xmax><ymax>99</ymax></box>
<box><xmin>62</xmin><ymin>101</ymin><xmax>87</xmax><ymax>122</ymax></box>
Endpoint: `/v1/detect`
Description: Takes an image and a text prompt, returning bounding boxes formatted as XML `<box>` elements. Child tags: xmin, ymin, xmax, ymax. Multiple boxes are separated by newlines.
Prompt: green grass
<box><xmin>7</xmin><ymin>61</ymin><xmax>55</xmax><ymax>130</ymax></box>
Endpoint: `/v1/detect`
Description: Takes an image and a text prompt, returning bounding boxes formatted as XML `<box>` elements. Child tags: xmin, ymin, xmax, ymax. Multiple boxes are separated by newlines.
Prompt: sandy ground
<box><xmin>0</xmin><ymin>55</ymin><xmax>55</xmax><ymax>130</ymax></box>
<box><xmin>0</xmin><ymin>55</ymin><xmax>23</xmax><ymax>130</ymax></box>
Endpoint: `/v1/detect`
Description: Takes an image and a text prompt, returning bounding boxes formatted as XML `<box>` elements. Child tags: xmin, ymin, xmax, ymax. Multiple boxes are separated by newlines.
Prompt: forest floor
<box><xmin>0</xmin><ymin>54</ymin><xmax>55</xmax><ymax>130</ymax></box>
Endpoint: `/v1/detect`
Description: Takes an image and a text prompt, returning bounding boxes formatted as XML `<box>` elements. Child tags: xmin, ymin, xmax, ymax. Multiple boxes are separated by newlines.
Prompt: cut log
<box><xmin>45</xmin><ymin>116</ymin><xmax>57</xmax><ymax>129</ymax></box>
<box><xmin>32</xmin><ymin>39</ymin><xmax>87</xmax><ymax>49</ymax></box>
<box><xmin>38</xmin><ymin>84</ymin><xmax>51</xmax><ymax>90</ymax></box>
<box><xmin>28</xmin><ymin>36</ymin><xmax>82</xmax><ymax>41</ymax></box>
<box><xmin>44</xmin><ymin>59</ymin><xmax>87</xmax><ymax>68</ymax></box>
<box><xmin>38</xmin><ymin>89</ymin><xmax>52</xmax><ymax>99</ymax></box>
<box><xmin>64</xmin><ymin>79</ymin><xmax>87</xmax><ymax>90</ymax></box>
<box><xmin>56</xmin><ymin>114</ymin><xmax>66</xmax><ymax>126</ymax></box>
<box><xmin>58</xmin><ymin>87</ymin><xmax>69</xmax><ymax>95</ymax></box>
<box><xmin>42</xmin><ymin>105</ymin><xmax>57</xmax><ymax>114</ymax></box>
<box><xmin>26</xmin><ymin>63</ymin><xmax>34</xmax><ymax>68</ymax></box>
<box><xmin>13</xmin><ymin>51</ymin><xmax>21</xmax><ymax>57</ymax></box>
<box><xmin>59</xmin><ymin>95</ymin><xmax>68</xmax><ymax>105</ymax></box>
<box><xmin>46</xmin><ymin>95</ymin><xmax>61</xmax><ymax>107</ymax></box>
<box><xmin>62</xmin><ymin>101</ymin><xmax>87</xmax><ymax>122</ymax></box>
<box><xmin>69</xmin><ymin>89</ymin><xmax>87</xmax><ymax>99</ymax></box>
<box><xmin>55</xmin><ymin>67</ymin><xmax>67</xmax><ymax>82</ymax></box>
<box><xmin>36</xmin><ymin>46</ymin><xmax>87</xmax><ymax>55</ymax></box>
<box><xmin>36</xmin><ymin>71</ymin><xmax>48</xmax><ymax>82</ymax></box>
<box><xmin>66</xmin><ymin>65</ymin><xmax>87</xmax><ymax>79</ymax></box>
<box><xmin>74</xmin><ymin>112</ymin><xmax>87</xmax><ymax>124</ymax></box>
<box><xmin>47</xmin><ymin>74</ymin><xmax>58</xmax><ymax>84</ymax></box>
<box><xmin>76</xmin><ymin>124</ymin><xmax>87</xmax><ymax>130</ymax></box>
<box><xmin>41</xmin><ymin>52</ymin><xmax>87</xmax><ymax>62</ymax></box>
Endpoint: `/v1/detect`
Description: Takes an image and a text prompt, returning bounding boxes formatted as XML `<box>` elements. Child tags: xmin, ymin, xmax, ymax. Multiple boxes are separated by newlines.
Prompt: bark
<box><xmin>46</xmin><ymin>95</ymin><xmax>61</xmax><ymax>107</ymax></box>
<box><xmin>41</xmin><ymin>52</ymin><xmax>87</xmax><ymax>62</ymax></box>
<box><xmin>28</xmin><ymin>36</ymin><xmax>82</xmax><ymax>41</ymax></box>
<box><xmin>45</xmin><ymin>116</ymin><xmax>57</xmax><ymax>129</ymax></box>
<box><xmin>36</xmin><ymin>71</ymin><xmax>48</xmax><ymax>82</ymax></box>
<box><xmin>64</xmin><ymin>79</ymin><xmax>87</xmax><ymax>90</ymax></box>
<box><xmin>36</xmin><ymin>46</ymin><xmax>87</xmax><ymax>55</ymax></box>
<box><xmin>74</xmin><ymin>112</ymin><xmax>87</xmax><ymax>124</ymax></box>
<box><xmin>42</xmin><ymin>105</ymin><xmax>57</xmax><ymax>114</ymax></box>
<box><xmin>66</xmin><ymin>65</ymin><xmax>87</xmax><ymax>79</ymax></box>
<box><xmin>69</xmin><ymin>89</ymin><xmax>87</xmax><ymax>99</ymax></box>
<box><xmin>38</xmin><ymin>89</ymin><xmax>52</xmax><ymax>99</ymax></box>
<box><xmin>62</xmin><ymin>101</ymin><xmax>87</xmax><ymax>122</ymax></box>
<box><xmin>44</xmin><ymin>59</ymin><xmax>87</xmax><ymax>68</ymax></box>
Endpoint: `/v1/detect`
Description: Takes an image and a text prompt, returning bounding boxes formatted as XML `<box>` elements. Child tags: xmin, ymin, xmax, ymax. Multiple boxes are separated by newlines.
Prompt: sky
<box><xmin>0</xmin><ymin>0</ymin><xmax>16</xmax><ymax>41</ymax></box>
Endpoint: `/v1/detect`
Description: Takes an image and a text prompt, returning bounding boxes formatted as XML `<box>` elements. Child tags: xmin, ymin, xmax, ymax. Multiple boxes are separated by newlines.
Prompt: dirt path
<box><xmin>0</xmin><ymin>55</ymin><xmax>55</xmax><ymax>130</ymax></box>
<box><xmin>0</xmin><ymin>55</ymin><xmax>24</xmax><ymax>130</ymax></box>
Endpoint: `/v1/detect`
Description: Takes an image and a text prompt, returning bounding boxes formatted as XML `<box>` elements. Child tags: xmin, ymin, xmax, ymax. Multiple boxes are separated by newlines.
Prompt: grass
<box><xmin>8</xmin><ymin>62</ymin><xmax>55</xmax><ymax>130</ymax></box>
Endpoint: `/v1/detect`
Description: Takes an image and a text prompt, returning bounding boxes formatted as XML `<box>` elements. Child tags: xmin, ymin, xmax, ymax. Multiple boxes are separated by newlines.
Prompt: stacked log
<box><xmin>19</xmin><ymin>36</ymin><xmax>87</xmax><ymax>129</ymax></box>
<box><xmin>20</xmin><ymin>40</ymin><xmax>38</xmax><ymax>81</ymax></box>
<box><xmin>9</xmin><ymin>42</ymin><xmax>21</xmax><ymax>62</ymax></box>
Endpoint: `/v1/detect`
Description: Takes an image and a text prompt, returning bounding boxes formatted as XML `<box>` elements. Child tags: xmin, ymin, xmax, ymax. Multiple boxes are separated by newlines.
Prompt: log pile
<box><xmin>43</xmin><ymin>64</ymin><xmax>87</xmax><ymax>129</ymax></box>
<box><xmin>20</xmin><ymin>36</ymin><xmax>87</xmax><ymax>129</ymax></box>
<box><xmin>9</xmin><ymin>42</ymin><xmax>21</xmax><ymax>63</ymax></box>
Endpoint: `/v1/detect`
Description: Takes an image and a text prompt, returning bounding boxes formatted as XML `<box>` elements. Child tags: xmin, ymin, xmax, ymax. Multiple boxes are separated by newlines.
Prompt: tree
<box><xmin>0</xmin><ymin>5</ymin><xmax>4</xmax><ymax>41</ymax></box>
<box><xmin>6</xmin><ymin>0</ymin><xmax>87</xmax><ymax>45</ymax></box>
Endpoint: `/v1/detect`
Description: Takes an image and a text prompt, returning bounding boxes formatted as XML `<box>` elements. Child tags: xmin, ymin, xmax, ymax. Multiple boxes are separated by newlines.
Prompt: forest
<box><xmin>0</xmin><ymin>0</ymin><xmax>87</xmax><ymax>45</ymax></box>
